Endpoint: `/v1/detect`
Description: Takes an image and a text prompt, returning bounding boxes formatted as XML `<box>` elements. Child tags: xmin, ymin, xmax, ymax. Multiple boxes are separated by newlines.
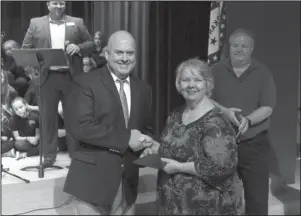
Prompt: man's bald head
<box><xmin>105</xmin><ymin>30</ymin><xmax>136</xmax><ymax>79</ymax></box>
<box><xmin>107</xmin><ymin>30</ymin><xmax>136</xmax><ymax>51</ymax></box>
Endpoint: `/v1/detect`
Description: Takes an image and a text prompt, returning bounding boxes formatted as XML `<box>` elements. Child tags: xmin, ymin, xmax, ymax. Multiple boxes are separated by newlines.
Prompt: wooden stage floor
<box><xmin>1</xmin><ymin>153</ymin><xmax>300</xmax><ymax>215</ymax></box>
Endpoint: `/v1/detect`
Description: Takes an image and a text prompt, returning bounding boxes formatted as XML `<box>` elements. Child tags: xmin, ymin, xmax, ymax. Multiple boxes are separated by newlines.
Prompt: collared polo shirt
<box><xmin>211</xmin><ymin>58</ymin><xmax>276</xmax><ymax>140</ymax></box>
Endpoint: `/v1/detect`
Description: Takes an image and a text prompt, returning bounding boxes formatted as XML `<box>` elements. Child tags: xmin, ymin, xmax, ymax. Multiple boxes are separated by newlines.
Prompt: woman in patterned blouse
<box><xmin>141</xmin><ymin>58</ymin><xmax>244</xmax><ymax>215</ymax></box>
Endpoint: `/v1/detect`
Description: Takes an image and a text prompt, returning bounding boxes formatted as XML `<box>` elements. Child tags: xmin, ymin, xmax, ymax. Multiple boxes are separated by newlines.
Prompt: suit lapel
<box><xmin>64</xmin><ymin>15</ymin><xmax>72</xmax><ymax>43</ymax></box>
<box><xmin>99</xmin><ymin>67</ymin><xmax>141</xmax><ymax>128</ymax></box>
<box><xmin>128</xmin><ymin>76</ymin><xmax>140</xmax><ymax>128</ymax></box>
<box><xmin>43</xmin><ymin>16</ymin><xmax>51</xmax><ymax>48</ymax></box>
<box><xmin>99</xmin><ymin>67</ymin><xmax>123</xmax><ymax>111</ymax></box>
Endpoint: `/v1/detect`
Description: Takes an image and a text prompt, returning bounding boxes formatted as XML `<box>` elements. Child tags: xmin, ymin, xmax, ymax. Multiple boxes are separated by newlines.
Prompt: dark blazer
<box><xmin>21</xmin><ymin>15</ymin><xmax>94</xmax><ymax>85</ymax></box>
<box><xmin>63</xmin><ymin>66</ymin><xmax>153</xmax><ymax>208</ymax></box>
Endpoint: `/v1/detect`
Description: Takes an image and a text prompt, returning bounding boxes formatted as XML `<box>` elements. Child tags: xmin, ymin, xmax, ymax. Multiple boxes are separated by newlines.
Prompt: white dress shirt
<box><xmin>49</xmin><ymin>18</ymin><xmax>68</xmax><ymax>70</ymax></box>
<box><xmin>110</xmin><ymin>71</ymin><xmax>131</xmax><ymax>116</ymax></box>
<box><xmin>49</xmin><ymin>18</ymin><xmax>65</xmax><ymax>50</ymax></box>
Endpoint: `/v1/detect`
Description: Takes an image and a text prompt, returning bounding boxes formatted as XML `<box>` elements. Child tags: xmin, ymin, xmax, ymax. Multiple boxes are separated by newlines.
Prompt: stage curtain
<box><xmin>148</xmin><ymin>2</ymin><xmax>210</xmax><ymax>136</ymax></box>
<box><xmin>92</xmin><ymin>1</ymin><xmax>150</xmax><ymax>82</ymax></box>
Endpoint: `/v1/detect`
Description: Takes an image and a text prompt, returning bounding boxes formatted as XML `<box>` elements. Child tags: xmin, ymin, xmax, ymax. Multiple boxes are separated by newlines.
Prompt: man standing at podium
<box><xmin>22</xmin><ymin>0</ymin><xmax>94</xmax><ymax>166</ymax></box>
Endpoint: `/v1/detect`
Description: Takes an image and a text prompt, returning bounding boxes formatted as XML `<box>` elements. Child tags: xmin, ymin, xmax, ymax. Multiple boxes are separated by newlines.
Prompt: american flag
<box><xmin>207</xmin><ymin>1</ymin><xmax>227</xmax><ymax>66</ymax></box>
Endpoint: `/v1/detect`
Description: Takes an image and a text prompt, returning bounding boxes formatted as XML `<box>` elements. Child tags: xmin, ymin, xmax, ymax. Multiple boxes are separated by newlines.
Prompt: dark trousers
<box><xmin>40</xmin><ymin>71</ymin><xmax>76</xmax><ymax>161</ymax></box>
<box><xmin>238</xmin><ymin>131</ymin><xmax>270</xmax><ymax>215</ymax></box>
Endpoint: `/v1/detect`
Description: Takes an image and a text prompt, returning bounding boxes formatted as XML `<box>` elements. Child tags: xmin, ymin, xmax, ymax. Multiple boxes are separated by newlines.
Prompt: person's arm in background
<box><xmin>75</xmin><ymin>18</ymin><xmax>94</xmax><ymax>56</ymax></box>
<box><xmin>245</xmin><ymin>72</ymin><xmax>276</xmax><ymax>126</ymax></box>
<box><xmin>209</xmin><ymin>99</ymin><xmax>241</xmax><ymax>127</ymax></box>
<box><xmin>10</xmin><ymin>116</ymin><xmax>26</xmax><ymax>141</ymax></box>
<box><xmin>21</xmin><ymin>18</ymin><xmax>36</xmax><ymax>49</ymax></box>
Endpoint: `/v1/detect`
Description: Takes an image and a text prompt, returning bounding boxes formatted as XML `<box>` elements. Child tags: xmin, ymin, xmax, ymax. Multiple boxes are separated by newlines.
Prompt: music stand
<box><xmin>37</xmin><ymin>48</ymin><xmax>69</xmax><ymax>67</ymax></box>
<box><xmin>10</xmin><ymin>49</ymin><xmax>65</xmax><ymax>178</ymax></box>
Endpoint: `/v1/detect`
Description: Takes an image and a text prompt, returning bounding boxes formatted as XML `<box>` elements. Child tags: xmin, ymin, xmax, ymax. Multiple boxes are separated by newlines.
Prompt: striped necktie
<box><xmin>116</xmin><ymin>79</ymin><xmax>129</xmax><ymax>127</ymax></box>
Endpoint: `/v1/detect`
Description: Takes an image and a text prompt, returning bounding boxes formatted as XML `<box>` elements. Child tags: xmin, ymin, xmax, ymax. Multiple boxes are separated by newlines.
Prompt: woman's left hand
<box><xmin>161</xmin><ymin>158</ymin><xmax>181</xmax><ymax>174</ymax></box>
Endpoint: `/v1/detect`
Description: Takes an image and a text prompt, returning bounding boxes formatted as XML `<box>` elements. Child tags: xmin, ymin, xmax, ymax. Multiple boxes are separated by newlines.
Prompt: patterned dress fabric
<box><xmin>157</xmin><ymin>106</ymin><xmax>244</xmax><ymax>215</ymax></box>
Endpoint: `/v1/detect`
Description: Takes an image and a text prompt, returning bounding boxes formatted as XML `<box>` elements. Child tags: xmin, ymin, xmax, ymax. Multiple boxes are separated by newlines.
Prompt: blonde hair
<box><xmin>175</xmin><ymin>58</ymin><xmax>214</xmax><ymax>97</ymax></box>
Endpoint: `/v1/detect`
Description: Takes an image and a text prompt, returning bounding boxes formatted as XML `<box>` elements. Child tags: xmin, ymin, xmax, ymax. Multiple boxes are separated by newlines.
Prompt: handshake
<box><xmin>128</xmin><ymin>129</ymin><xmax>160</xmax><ymax>155</ymax></box>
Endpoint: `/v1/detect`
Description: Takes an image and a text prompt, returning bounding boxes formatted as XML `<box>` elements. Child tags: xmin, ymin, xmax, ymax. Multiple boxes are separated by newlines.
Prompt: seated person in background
<box><xmin>90</xmin><ymin>31</ymin><xmax>107</xmax><ymax>68</ymax></box>
<box><xmin>2</xmin><ymin>40</ymin><xmax>29</xmax><ymax>96</ymax></box>
<box><xmin>93</xmin><ymin>31</ymin><xmax>105</xmax><ymax>55</ymax></box>
<box><xmin>83</xmin><ymin>57</ymin><xmax>94</xmax><ymax>73</ymax></box>
<box><xmin>57</xmin><ymin>101</ymin><xmax>67</xmax><ymax>152</ymax></box>
<box><xmin>1</xmin><ymin>69</ymin><xmax>18</xmax><ymax>108</ymax></box>
<box><xmin>141</xmin><ymin>58</ymin><xmax>244</xmax><ymax>215</ymax></box>
<box><xmin>24</xmin><ymin>66</ymin><xmax>40</xmax><ymax>112</ymax></box>
<box><xmin>1</xmin><ymin>69</ymin><xmax>18</xmax><ymax>158</ymax></box>
<box><xmin>10</xmin><ymin>97</ymin><xmax>40</xmax><ymax>158</ymax></box>
<box><xmin>1</xmin><ymin>103</ymin><xmax>15</xmax><ymax>158</ymax></box>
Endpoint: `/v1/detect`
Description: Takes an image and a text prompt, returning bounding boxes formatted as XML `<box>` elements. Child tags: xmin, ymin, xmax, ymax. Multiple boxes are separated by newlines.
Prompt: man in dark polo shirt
<box><xmin>210</xmin><ymin>28</ymin><xmax>276</xmax><ymax>215</ymax></box>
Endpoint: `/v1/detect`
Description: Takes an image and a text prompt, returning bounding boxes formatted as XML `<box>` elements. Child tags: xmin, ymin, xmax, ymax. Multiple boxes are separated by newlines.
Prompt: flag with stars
<box><xmin>207</xmin><ymin>1</ymin><xmax>227</xmax><ymax>66</ymax></box>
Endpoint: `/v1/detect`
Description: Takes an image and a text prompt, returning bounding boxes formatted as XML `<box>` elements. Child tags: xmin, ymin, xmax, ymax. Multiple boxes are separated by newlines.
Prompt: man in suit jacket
<box><xmin>21</xmin><ymin>0</ymin><xmax>94</xmax><ymax>166</ymax></box>
<box><xmin>63</xmin><ymin>30</ymin><xmax>154</xmax><ymax>215</ymax></box>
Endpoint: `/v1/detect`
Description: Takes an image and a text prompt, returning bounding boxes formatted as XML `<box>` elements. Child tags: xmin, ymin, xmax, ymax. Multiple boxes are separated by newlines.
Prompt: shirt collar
<box><xmin>49</xmin><ymin>15</ymin><xmax>66</xmax><ymax>24</ymax></box>
<box><xmin>107</xmin><ymin>66</ymin><xmax>130</xmax><ymax>84</ymax></box>
<box><xmin>222</xmin><ymin>57</ymin><xmax>260</xmax><ymax>71</ymax></box>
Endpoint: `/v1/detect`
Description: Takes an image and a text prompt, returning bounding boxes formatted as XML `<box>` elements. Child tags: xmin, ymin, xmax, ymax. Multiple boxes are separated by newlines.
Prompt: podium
<box><xmin>10</xmin><ymin>49</ymin><xmax>69</xmax><ymax>178</ymax></box>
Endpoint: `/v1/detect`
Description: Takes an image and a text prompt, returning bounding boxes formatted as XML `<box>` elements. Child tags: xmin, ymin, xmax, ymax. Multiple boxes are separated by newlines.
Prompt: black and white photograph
<box><xmin>1</xmin><ymin>1</ymin><xmax>300</xmax><ymax>215</ymax></box>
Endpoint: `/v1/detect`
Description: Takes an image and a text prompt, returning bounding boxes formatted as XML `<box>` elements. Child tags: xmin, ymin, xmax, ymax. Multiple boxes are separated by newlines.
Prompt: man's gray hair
<box><xmin>229</xmin><ymin>28</ymin><xmax>255</xmax><ymax>45</ymax></box>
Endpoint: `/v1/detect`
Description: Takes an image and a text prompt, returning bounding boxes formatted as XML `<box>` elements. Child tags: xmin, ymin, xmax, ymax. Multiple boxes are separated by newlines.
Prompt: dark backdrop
<box><xmin>224</xmin><ymin>1</ymin><xmax>300</xmax><ymax>184</ymax></box>
<box><xmin>148</xmin><ymin>2</ymin><xmax>210</xmax><ymax>135</ymax></box>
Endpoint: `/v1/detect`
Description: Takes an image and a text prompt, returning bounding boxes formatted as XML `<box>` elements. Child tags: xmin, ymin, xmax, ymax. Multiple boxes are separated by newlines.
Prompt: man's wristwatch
<box><xmin>246</xmin><ymin>118</ymin><xmax>252</xmax><ymax>128</ymax></box>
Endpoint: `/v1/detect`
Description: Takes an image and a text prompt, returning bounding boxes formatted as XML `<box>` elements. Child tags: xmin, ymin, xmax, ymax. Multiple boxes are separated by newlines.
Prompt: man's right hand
<box><xmin>225</xmin><ymin>107</ymin><xmax>242</xmax><ymax>127</ymax></box>
<box><xmin>226</xmin><ymin>108</ymin><xmax>249</xmax><ymax>135</ymax></box>
<box><xmin>129</xmin><ymin>129</ymin><xmax>143</xmax><ymax>151</ymax></box>
<box><xmin>129</xmin><ymin>129</ymin><xmax>153</xmax><ymax>152</ymax></box>
<box><xmin>140</xmin><ymin>140</ymin><xmax>160</xmax><ymax>158</ymax></box>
